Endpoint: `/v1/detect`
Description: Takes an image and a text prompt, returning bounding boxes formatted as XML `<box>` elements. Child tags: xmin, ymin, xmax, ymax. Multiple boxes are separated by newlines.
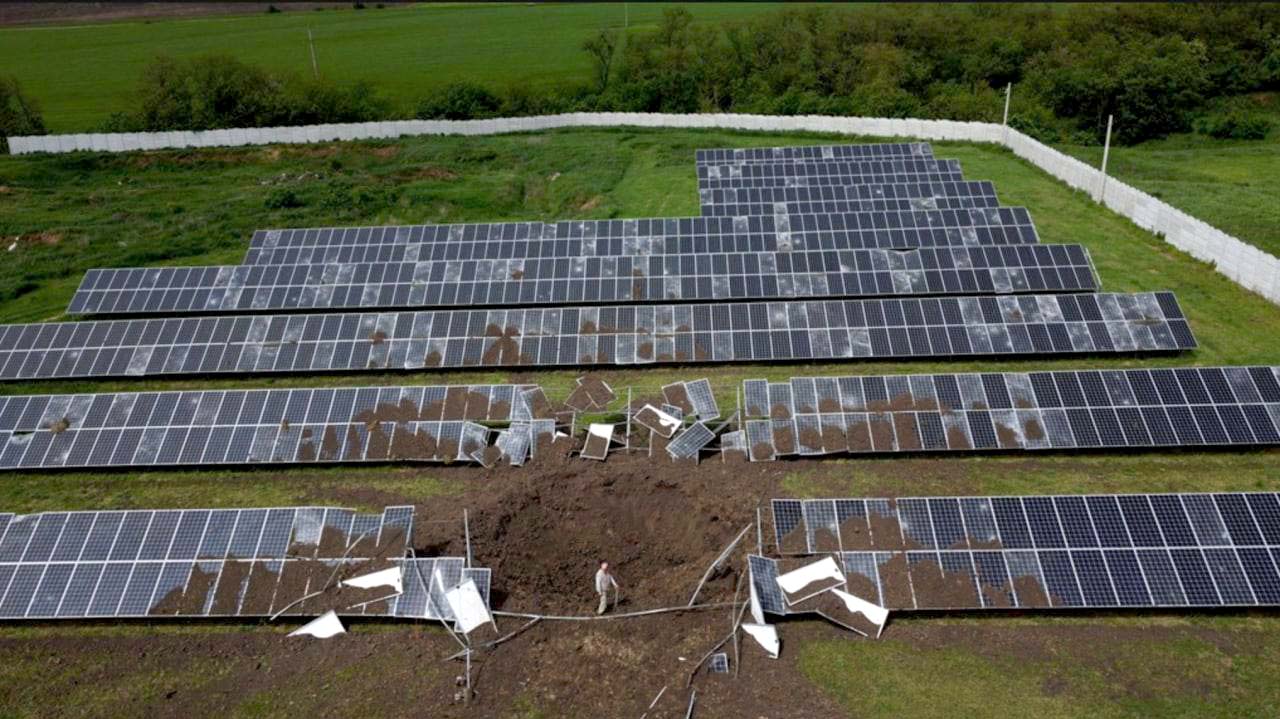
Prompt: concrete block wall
<box><xmin>6</xmin><ymin>113</ymin><xmax>1278</xmax><ymax>304</ymax></box>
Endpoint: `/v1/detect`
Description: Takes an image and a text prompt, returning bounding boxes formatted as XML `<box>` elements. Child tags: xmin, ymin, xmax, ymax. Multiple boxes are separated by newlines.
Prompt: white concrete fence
<box><xmin>7</xmin><ymin>112</ymin><xmax>1279</xmax><ymax>305</ymax></box>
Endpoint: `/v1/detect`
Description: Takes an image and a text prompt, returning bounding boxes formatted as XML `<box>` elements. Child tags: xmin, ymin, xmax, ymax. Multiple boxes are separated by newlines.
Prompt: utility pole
<box><xmin>1096</xmin><ymin>114</ymin><xmax>1114</xmax><ymax>203</ymax></box>
<box><xmin>308</xmin><ymin>28</ymin><xmax>319</xmax><ymax>79</ymax></box>
<box><xmin>624</xmin><ymin>3</ymin><xmax>628</xmax><ymax>28</ymax></box>
<box><xmin>1001</xmin><ymin>82</ymin><xmax>1012</xmax><ymax>143</ymax></box>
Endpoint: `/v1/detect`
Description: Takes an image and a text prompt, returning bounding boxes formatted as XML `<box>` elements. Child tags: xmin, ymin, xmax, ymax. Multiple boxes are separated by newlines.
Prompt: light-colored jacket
<box><xmin>595</xmin><ymin>568</ymin><xmax>618</xmax><ymax>594</ymax></box>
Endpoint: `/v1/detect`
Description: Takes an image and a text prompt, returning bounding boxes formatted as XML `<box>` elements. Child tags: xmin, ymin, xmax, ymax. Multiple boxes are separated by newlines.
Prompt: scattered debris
<box><xmin>581</xmin><ymin>423</ymin><xmax>616</xmax><ymax>460</ymax></box>
<box><xmin>288</xmin><ymin>610</ymin><xmax>346</xmax><ymax>639</ymax></box>
<box><xmin>444</xmin><ymin>579</ymin><xmax>494</xmax><ymax>634</ymax></box>
<box><xmin>776</xmin><ymin>556</ymin><xmax>846</xmax><ymax>606</ymax></box>
<box><xmin>634</xmin><ymin>403</ymin><xmax>681</xmax><ymax>438</ymax></box>
<box><xmin>341</xmin><ymin>567</ymin><xmax>403</xmax><ymax>594</ymax></box>
<box><xmin>741</xmin><ymin>623</ymin><xmax>780</xmax><ymax>658</ymax></box>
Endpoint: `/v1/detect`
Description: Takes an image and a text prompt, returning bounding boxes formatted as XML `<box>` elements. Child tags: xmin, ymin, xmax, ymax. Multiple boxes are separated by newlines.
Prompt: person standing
<box><xmin>595</xmin><ymin>560</ymin><xmax>619</xmax><ymax>614</ymax></box>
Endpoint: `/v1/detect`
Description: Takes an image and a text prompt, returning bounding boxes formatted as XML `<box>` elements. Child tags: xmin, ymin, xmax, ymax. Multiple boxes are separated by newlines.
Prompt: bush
<box><xmin>264</xmin><ymin>188</ymin><xmax>304</xmax><ymax>209</ymax></box>
<box><xmin>0</xmin><ymin>75</ymin><xmax>46</xmax><ymax>153</ymax></box>
<box><xmin>1196</xmin><ymin>103</ymin><xmax>1273</xmax><ymax>140</ymax></box>
<box><xmin>415</xmin><ymin>82</ymin><xmax>501</xmax><ymax>120</ymax></box>
<box><xmin>117</xmin><ymin>54</ymin><xmax>389</xmax><ymax>131</ymax></box>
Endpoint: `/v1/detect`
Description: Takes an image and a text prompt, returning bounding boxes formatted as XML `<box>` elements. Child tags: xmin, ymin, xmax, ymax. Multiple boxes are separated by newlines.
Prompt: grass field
<box><xmin>1058</xmin><ymin>131</ymin><xmax>1280</xmax><ymax>259</ymax></box>
<box><xmin>1</xmin><ymin>127</ymin><xmax>1279</xmax><ymax>716</ymax></box>
<box><xmin>0</xmin><ymin>2</ymin><xmax>797</xmax><ymax>132</ymax></box>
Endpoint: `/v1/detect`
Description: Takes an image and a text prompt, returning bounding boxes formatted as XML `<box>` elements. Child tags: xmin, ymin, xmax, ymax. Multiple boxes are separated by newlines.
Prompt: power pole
<box><xmin>308</xmin><ymin>28</ymin><xmax>319</xmax><ymax>79</ymax></box>
<box><xmin>1096</xmin><ymin>114</ymin><xmax>1113</xmax><ymax>203</ymax></box>
<box><xmin>624</xmin><ymin>3</ymin><xmax>628</xmax><ymax>28</ymax></box>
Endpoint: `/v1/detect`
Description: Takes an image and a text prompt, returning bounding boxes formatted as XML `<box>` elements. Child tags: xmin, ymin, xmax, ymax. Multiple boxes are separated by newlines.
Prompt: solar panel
<box><xmin>696</xmin><ymin>158</ymin><xmax>966</xmax><ymax>191</ymax></box>
<box><xmin>0</xmin><ymin>384</ymin><xmax>539</xmax><ymax>469</ymax></box>
<box><xmin>746</xmin><ymin>366</ymin><xmax>1280</xmax><ymax>458</ymax></box>
<box><xmin>239</xmin><ymin>206</ymin><xmax>1030</xmax><ymax>264</ymax></box>
<box><xmin>0</xmin><ymin>505</ymin><xmax>462</xmax><ymax>619</ymax></box>
<box><xmin>68</xmin><ymin>242</ymin><xmax>1087</xmax><ymax>319</ymax></box>
<box><xmin>696</xmin><ymin>143</ymin><xmax>932</xmax><ymax>165</ymax></box>
<box><xmin>8</xmin><ymin>293</ymin><xmax>1191</xmax><ymax>380</ymax></box>
<box><xmin>698</xmin><ymin>181</ymin><xmax>1000</xmax><ymax>217</ymax></box>
<box><xmin>666</xmin><ymin>421</ymin><xmax>715</xmax><ymax>459</ymax></box>
<box><xmin>770</xmin><ymin>494</ymin><xmax>1280</xmax><ymax>609</ymax></box>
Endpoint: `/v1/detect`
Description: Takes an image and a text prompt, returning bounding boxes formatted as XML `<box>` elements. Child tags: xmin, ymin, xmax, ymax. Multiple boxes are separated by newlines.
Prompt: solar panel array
<box><xmin>769</xmin><ymin>494</ymin><xmax>1280</xmax><ymax>610</ymax></box>
<box><xmin>742</xmin><ymin>366</ymin><xmax>1280</xmax><ymax>460</ymax></box>
<box><xmin>697</xmin><ymin>158</ymin><xmax>967</xmax><ymax>190</ymax></box>
<box><xmin>699</xmin><ymin>182</ymin><xmax>1001</xmax><ymax>217</ymax></box>
<box><xmin>0</xmin><ymin>384</ymin><xmax>542</xmax><ymax>470</ymax></box>
<box><xmin>695</xmin><ymin>142</ymin><xmax>932</xmax><ymax>165</ymax></box>
<box><xmin>0</xmin><ymin>505</ymin><xmax>492</xmax><ymax>620</ymax></box>
<box><xmin>0</xmin><ymin>292</ymin><xmax>1193</xmax><ymax>381</ymax></box>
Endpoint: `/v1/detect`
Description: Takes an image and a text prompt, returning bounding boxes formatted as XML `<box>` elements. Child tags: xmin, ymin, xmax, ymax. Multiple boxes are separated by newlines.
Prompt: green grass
<box><xmin>0</xmin><ymin>2</ymin><xmax>803</xmax><ymax>133</ymax></box>
<box><xmin>1056</xmin><ymin>124</ymin><xmax>1280</xmax><ymax>259</ymax></box>
<box><xmin>800</xmin><ymin>616</ymin><xmax>1280</xmax><ymax>718</ymax></box>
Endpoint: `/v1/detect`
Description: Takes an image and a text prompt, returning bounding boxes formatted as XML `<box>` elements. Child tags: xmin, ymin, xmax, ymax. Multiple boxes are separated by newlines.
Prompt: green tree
<box><xmin>0</xmin><ymin>75</ymin><xmax>45</xmax><ymax>153</ymax></box>
<box><xmin>582</xmin><ymin>29</ymin><xmax>619</xmax><ymax>93</ymax></box>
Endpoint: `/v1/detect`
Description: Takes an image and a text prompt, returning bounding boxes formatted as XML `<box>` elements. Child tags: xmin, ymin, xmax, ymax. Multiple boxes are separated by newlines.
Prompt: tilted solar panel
<box><xmin>742</xmin><ymin>366</ymin><xmax>1279</xmax><ymax>458</ymax></box>
<box><xmin>695</xmin><ymin>142</ymin><xmax>932</xmax><ymax>165</ymax></box>
<box><xmin>5</xmin><ymin>293</ymin><xmax>1191</xmax><ymax>380</ymax></box>
<box><xmin>768</xmin><ymin>494</ymin><xmax>1280</xmax><ymax>610</ymax></box>
<box><xmin>0</xmin><ymin>384</ymin><xmax>541</xmax><ymax>469</ymax></box>
<box><xmin>697</xmin><ymin>160</ymin><xmax>967</xmax><ymax>191</ymax></box>
<box><xmin>239</xmin><ymin>206</ymin><xmax>1035</xmax><ymax>264</ymax></box>
<box><xmin>697</xmin><ymin>181</ymin><xmax>1000</xmax><ymax>217</ymax></box>
<box><xmin>63</xmin><ymin>242</ymin><xmax>1082</xmax><ymax>317</ymax></box>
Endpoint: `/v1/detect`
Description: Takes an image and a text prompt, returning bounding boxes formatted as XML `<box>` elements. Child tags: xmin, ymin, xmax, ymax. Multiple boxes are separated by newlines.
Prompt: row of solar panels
<box><xmin>0</xmin><ymin>555</ymin><xmax>490</xmax><ymax>620</ymax></box>
<box><xmin>0</xmin><ymin>367</ymin><xmax>1274</xmax><ymax>470</ymax></box>
<box><xmin>740</xmin><ymin>367</ymin><xmax>1280</xmax><ymax>459</ymax></box>
<box><xmin>68</xmin><ymin>245</ymin><xmax>1093</xmax><ymax>317</ymax></box>
<box><xmin>0</xmin><ymin>293</ymin><xmax>1192</xmax><ymax>381</ymax></box>
<box><xmin>65</xmin><ymin>145</ymin><xmax>1055</xmax><ymax>320</ymax></box>
<box><xmin>0</xmin><ymin>383</ymin><xmax>559</xmax><ymax>469</ymax></box>
<box><xmin>0</xmin><ymin>504</ymin><xmax>491</xmax><ymax>621</ymax></box>
<box><xmin>753</xmin><ymin>492</ymin><xmax>1280</xmax><ymax>611</ymax></box>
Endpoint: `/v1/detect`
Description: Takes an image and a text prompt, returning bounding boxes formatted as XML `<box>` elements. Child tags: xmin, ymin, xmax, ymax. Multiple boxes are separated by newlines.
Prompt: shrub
<box><xmin>415</xmin><ymin>82</ymin><xmax>501</xmax><ymax>120</ymax></box>
<box><xmin>119</xmin><ymin>54</ymin><xmax>388</xmax><ymax>131</ymax></box>
<box><xmin>264</xmin><ymin>188</ymin><xmax>304</xmax><ymax>209</ymax></box>
<box><xmin>1195</xmin><ymin>103</ymin><xmax>1273</xmax><ymax>140</ymax></box>
<box><xmin>0</xmin><ymin>75</ymin><xmax>46</xmax><ymax>153</ymax></box>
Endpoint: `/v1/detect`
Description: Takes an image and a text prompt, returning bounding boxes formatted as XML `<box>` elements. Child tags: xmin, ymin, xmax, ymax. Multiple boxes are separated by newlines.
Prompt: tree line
<box><xmin>3</xmin><ymin>4</ymin><xmax>1278</xmax><ymax>150</ymax></box>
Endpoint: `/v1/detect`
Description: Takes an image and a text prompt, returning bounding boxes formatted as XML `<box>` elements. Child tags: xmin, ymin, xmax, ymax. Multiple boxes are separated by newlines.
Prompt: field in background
<box><xmin>1</xmin><ymin>127</ymin><xmax>1279</xmax><ymax>715</ymax></box>
<box><xmin>0</xmin><ymin>2</ymin><xmax>797</xmax><ymax>132</ymax></box>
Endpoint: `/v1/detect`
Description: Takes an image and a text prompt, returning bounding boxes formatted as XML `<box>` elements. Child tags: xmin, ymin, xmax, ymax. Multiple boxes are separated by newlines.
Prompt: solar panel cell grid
<box><xmin>746</xmin><ymin>366</ymin><xmax>1278</xmax><ymax>458</ymax></box>
<box><xmin>773</xmin><ymin>494</ymin><xmax>1280</xmax><ymax>610</ymax></box>
<box><xmin>0</xmin><ymin>385</ymin><xmax>535</xmax><ymax>469</ymax></box>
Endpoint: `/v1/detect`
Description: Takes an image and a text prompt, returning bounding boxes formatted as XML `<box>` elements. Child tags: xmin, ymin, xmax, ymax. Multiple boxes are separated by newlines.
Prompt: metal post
<box><xmin>1096</xmin><ymin>114</ymin><xmax>1114</xmax><ymax>204</ymax></box>
<box><xmin>1001</xmin><ymin>83</ymin><xmax>1012</xmax><ymax>143</ymax></box>
<box><xmin>755</xmin><ymin>508</ymin><xmax>763</xmax><ymax>555</ymax></box>
<box><xmin>308</xmin><ymin>29</ymin><xmax>319</xmax><ymax>80</ymax></box>
<box><xmin>463</xmin><ymin>509</ymin><xmax>472</xmax><ymax>568</ymax></box>
<box><xmin>624</xmin><ymin>387</ymin><xmax>632</xmax><ymax>451</ymax></box>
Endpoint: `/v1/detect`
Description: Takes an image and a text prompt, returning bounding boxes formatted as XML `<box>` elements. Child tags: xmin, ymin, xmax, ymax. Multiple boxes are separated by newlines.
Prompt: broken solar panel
<box><xmin>707</xmin><ymin>653</ymin><xmax>730</xmax><ymax>674</ymax></box>
<box><xmin>769</xmin><ymin>494</ymin><xmax>1280</xmax><ymax>610</ymax></box>
<box><xmin>239</xmin><ymin>206</ymin><xmax>1033</xmax><ymax>263</ymax></box>
<box><xmin>743</xmin><ymin>366</ymin><xmax>1280</xmax><ymax>458</ymax></box>
<box><xmin>68</xmin><ymin>241</ymin><xmax>1081</xmax><ymax>318</ymax></box>
<box><xmin>697</xmin><ymin>158</ymin><xmax>966</xmax><ymax>191</ymax></box>
<box><xmin>13</xmin><ymin>293</ymin><xmax>1191</xmax><ymax>381</ymax></box>
<box><xmin>0</xmin><ymin>384</ymin><xmax>535</xmax><ymax>470</ymax></box>
<box><xmin>666</xmin><ymin>421</ymin><xmax>715</xmax><ymax>459</ymax></box>
<box><xmin>683</xmin><ymin>379</ymin><xmax>720</xmax><ymax>421</ymax></box>
<box><xmin>695</xmin><ymin>142</ymin><xmax>932</xmax><ymax>165</ymax></box>
<box><xmin>698</xmin><ymin>181</ymin><xmax>1000</xmax><ymax>217</ymax></box>
<box><xmin>0</xmin><ymin>553</ymin><xmax>488</xmax><ymax>620</ymax></box>
<box><xmin>0</xmin><ymin>505</ymin><xmax>453</xmax><ymax>620</ymax></box>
